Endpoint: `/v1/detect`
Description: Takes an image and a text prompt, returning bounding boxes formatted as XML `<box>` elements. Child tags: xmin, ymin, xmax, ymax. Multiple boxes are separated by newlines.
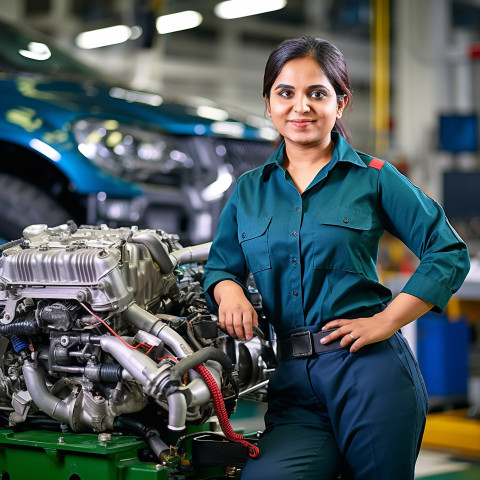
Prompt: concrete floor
<box><xmin>416</xmin><ymin>450</ymin><xmax>480</xmax><ymax>479</ymax></box>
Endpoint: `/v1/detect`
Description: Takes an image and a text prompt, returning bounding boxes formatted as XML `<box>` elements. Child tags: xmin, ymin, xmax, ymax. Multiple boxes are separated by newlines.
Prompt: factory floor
<box><xmin>416</xmin><ymin>449</ymin><xmax>480</xmax><ymax>478</ymax></box>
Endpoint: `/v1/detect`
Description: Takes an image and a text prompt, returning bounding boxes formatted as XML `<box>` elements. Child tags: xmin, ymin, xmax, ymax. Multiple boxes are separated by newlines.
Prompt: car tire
<box><xmin>0</xmin><ymin>173</ymin><xmax>71</xmax><ymax>242</ymax></box>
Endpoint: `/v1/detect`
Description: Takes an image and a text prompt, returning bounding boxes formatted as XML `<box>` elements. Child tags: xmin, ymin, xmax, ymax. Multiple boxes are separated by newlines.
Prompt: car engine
<box><xmin>0</xmin><ymin>222</ymin><xmax>274</xmax><ymax>476</ymax></box>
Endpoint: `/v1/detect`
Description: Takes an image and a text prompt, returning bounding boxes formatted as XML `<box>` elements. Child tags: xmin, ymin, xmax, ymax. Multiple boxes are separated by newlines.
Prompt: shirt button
<box><xmin>295</xmin><ymin>322</ymin><xmax>301</xmax><ymax>328</ymax></box>
<box><xmin>291</xmin><ymin>258</ymin><xmax>298</xmax><ymax>265</ymax></box>
<box><xmin>292</xmin><ymin>290</ymin><xmax>299</xmax><ymax>297</ymax></box>
<box><xmin>291</xmin><ymin>231</ymin><xmax>298</xmax><ymax>237</ymax></box>
<box><xmin>241</xmin><ymin>232</ymin><xmax>246</xmax><ymax>238</ymax></box>
<box><xmin>295</xmin><ymin>206</ymin><xmax>300</xmax><ymax>211</ymax></box>
<box><xmin>343</xmin><ymin>217</ymin><xmax>349</xmax><ymax>224</ymax></box>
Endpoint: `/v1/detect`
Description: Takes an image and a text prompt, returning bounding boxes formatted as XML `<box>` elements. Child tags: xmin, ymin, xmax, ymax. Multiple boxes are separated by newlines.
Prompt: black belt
<box><xmin>277</xmin><ymin>328</ymin><xmax>344</xmax><ymax>361</ymax></box>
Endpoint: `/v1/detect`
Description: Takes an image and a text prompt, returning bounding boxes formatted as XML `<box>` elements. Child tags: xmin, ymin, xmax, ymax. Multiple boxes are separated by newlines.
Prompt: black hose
<box><xmin>113</xmin><ymin>416</ymin><xmax>169</xmax><ymax>460</ymax></box>
<box><xmin>185</xmin><ymin>321</ymin><xmax>203</xmax><ymax>351</ymax></box>
<box><xmin>165</xmin><ymin>347</ymin><xmax>234</xmax><ymax>394</ymax></box>
<box><xmin>0</xmin><ymin>238</ymin><xmax>24</xmax><ymax>252</ymax></box>
<box><xmin>98</xmin><ymin>363</ymin><xmax>124</xmax><ymax>383</ymax></box>
<box><xmin>0</xmin><ymin>319</ymin><xmax>40</xmax><ymax>336</ymax></box>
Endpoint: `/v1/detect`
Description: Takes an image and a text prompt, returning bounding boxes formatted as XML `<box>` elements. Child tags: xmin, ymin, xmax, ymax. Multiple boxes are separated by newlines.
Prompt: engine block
<box><xmin>0</xmin><ymin>223</ymin><xmax>273</xmax><ymax>477</ymax></box>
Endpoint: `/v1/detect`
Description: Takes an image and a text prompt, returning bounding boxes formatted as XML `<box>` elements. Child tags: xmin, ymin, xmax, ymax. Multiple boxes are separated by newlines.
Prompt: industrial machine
<box><xmin>0</xmin><ymin>222</ymin><xmax>274</xmax><ymax>479</ymax></box>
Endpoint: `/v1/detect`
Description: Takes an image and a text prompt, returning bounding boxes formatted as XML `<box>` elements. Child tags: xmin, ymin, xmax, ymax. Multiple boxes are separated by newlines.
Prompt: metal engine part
<box><xmin>0</xmin><ymin>223</ymin><xmax>274</xmax><ymax>463</ymax></box>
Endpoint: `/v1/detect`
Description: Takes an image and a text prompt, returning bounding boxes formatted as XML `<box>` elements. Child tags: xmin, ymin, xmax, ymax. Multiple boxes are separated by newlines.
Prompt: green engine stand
<box><xmin>0</xmin><ymin>429</ymin><xmax>167</xmax><ymax>480</ymax></box>
<box><xmin>0</xmin><ymin>428</ymin><xmax>242</xmax><ymax>480</ymax></box>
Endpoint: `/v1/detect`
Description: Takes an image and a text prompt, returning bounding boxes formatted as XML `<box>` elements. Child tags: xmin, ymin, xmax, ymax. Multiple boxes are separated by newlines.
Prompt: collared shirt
<box><xmin>202</xmin><ymin>133</ymin><xmax>470</xmax><ymax>336</ymax></box>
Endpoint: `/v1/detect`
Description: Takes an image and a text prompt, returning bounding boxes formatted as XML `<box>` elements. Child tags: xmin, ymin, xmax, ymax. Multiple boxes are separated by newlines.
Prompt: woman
<box><xmin>201</xmin><ymin>36</ymin><xmax>470</xmax><ymax>480</ymax></box>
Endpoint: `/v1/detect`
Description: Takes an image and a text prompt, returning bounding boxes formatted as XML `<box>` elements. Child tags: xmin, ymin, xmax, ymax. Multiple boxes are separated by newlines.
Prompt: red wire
<box><xmin>157</xmin><ymin>355</ymin><xmax>179</xmax><ymax>363</ymax></box>
<box><xmin>80</xmin><ymin>303</ymin><xmax>258</xmax><ymax>457</ymax></box>
<box><xmin>194</xmin><ymin>364</ymin><xmax>259</xmax><ymax>458</ymax></box>
<box><xmin>80</xmin><ymin>302</ymin><xmax>153</xmax><ymax>352</ymax></box>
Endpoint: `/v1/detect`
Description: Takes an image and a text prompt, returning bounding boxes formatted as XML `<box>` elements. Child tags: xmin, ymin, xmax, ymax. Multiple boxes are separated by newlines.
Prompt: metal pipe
<box><xmin>99</xmin><ymin>336</ymin><xmax>160</xmax><ymax>386</ymax></box>
<box><xmin>238</xmin><ymin>379</ymin><xmax>269</xmax><ymax>397</ymax></box>
<box><xmin>99</xmin><ymin>335</ymin><xmax>189</xmax><ymax>430</ymax></box>
<box><xmin>124</xmin><ymin>303</ymin><xmax>193</xmax><ymax>358</ymax></box>
<box><xmin>22</xmin><ymin>361</ymin><xmax>70</xmax><ymax>424</ymax></box>
<box><xmin>166</xmin><ymin>392</ymin><xmax>187</xmax><ymax>431</ymax></box>
<box><xmin>169</xmin><ymin>242</ymin><xmax>211</xmax><ymax>266</ymax></box>
<box><xmin>129</xmin><ymin>232</ymin><xmax>174</xmax><ymax>273</ymax></box>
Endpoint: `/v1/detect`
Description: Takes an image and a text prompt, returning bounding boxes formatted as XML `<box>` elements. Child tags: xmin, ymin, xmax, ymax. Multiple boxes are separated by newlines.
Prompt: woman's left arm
<box><xmin>322</xmin><ymin>161</ymin><xmax>470</xmax><ymax>352</ymax></box>
<box><xmin>321</xmin><ymin>293</ymin><xmax>433</xmax><ymax>353</ymax></box>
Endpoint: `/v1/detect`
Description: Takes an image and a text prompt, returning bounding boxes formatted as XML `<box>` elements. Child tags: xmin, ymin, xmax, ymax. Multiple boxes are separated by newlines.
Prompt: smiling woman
<box><xmin>263</xmin><ymin>57</ymin><xmax>346</xmax><ymax>192</ymax></box>
<box><xmin>201</xmin><ymin>36</ymin><xmax>470</xmax><ymax>480</ymax></box>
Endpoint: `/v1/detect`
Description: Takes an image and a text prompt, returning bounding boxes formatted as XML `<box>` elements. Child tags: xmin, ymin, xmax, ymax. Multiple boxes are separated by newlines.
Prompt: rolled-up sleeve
<box><xmin>377</xmin><ymin>163</ymin><xmax>470</xmax><ymax>311</ymax></box>
<box><xmin>201</xmin><ymin>185</ymin><xmax>249</xmax><ymax>311</ymax></box>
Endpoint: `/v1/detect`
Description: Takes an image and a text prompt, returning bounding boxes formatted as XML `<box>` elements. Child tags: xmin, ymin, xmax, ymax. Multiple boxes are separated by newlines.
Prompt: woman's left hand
<box><xmin>319</xmin><ymin>293</ymin><xmax>434</xmax><ymax>353</ymax></box>
<box><xmin>320</xmin><ymin>313</ymin><xmax>397</xmax><ymax>353</ymax></box>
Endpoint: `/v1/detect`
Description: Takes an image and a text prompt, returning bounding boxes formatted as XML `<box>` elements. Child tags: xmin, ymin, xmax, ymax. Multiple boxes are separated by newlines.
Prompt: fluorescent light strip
<box><xmin>76</xmin><ymin>25</ymin><xmax>133</xmax><ymax>50</ymax></box>
<box><xmin>156</xmin><ymin>10</ymin><xmax>203</xmax><ymax>34</ymax></box>
<box><xmin>196</xmin><ymin>106</ymin><xmax>229</xmax><ymax>121</ymax></box>
<box><xmin>214</xmin><ymin>0</ymin><xmax>287</xmax><ymax>20</ymax></box>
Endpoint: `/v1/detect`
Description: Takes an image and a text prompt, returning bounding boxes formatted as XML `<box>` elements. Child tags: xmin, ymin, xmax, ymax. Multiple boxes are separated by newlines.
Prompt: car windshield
<box><xmin>0</xmin><ymin>20</ymin><xmax>102</xmax><ymax>78</ymax></box>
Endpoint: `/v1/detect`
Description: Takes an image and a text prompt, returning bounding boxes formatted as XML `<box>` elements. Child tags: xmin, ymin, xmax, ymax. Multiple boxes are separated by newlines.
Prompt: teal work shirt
<box><xmin>201</xmin><ymin>133</ymin><xmax>470</xmax><ymax>336</ymax></box>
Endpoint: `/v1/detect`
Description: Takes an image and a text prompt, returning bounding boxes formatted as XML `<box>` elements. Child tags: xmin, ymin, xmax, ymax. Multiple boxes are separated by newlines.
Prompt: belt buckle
<box><xmin>291</xmin><ymin>331</ymin><xmax>313</xmax><ymax>358</ymax></box>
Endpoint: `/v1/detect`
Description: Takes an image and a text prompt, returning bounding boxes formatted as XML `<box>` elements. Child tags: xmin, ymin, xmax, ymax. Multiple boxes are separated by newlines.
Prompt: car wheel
<box><xmin>0</xmin><ymin>173</ymin><xmax>71</xmax><ymax>242</ymax></box>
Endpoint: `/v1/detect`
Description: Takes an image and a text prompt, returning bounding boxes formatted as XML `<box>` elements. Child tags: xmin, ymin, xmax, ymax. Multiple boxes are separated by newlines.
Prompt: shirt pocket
<box><xmin>313</xmin><ymin>208</ymin><xmax>372</xmax><ymax>273</ymax></box>
<box><xmin>238</xmin><ymin>216</ymin><xmax>272</xmax><ymax>274</ymax></box>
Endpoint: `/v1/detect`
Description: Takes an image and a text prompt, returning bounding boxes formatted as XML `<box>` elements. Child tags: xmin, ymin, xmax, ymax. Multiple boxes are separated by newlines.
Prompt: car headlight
<box><xmin>73</xmin><ymin>118</ymin><xmax>193</xmax><ymax>182</ymax></box>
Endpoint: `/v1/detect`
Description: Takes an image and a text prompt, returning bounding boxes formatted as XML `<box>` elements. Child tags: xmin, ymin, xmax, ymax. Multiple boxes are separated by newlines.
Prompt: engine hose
<box><xmin>10</xmin><ymin>335</ymin><xmax>29</xmax><ymax>353</ymax></box>
<box><xmin>166</xmin><ymin>347</ymin><xmax>234</xmax><ymax>390</ymax></box>
<box><xmin>98</xmin><ymin>364</ymin><xmax>124</xmax><ymax>383</ymax></box>
<box><xmin>194</xmin><ymin>363</ymin><xmax>259</xmax><ymax>458</ymax></box>
<box><xmin>0</xmin><ymin>319</ymin><xmax>40</xmax><ymax>336</ymax></box>
<box><xmin>184</xmin><ymin>321</ymin><xmax>202</xmax><ymax>351</ymax></box>
<box><xmin>0</xmin><ymin>238</ymin><xmax>24</xmax><ymax>252</ymax></box>
<box><xmin>129</xmin><ymin>232</ymin><xmax>174</xmax><ymax>274</ymax></box>
<box><xmin>113</xmin><ymin>416</ymin><xmax>169</xmax><ymax>460</ymax></box>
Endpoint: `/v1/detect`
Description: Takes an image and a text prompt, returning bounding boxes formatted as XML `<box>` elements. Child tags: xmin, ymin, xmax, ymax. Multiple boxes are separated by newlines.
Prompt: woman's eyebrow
<box><xmin>274</xmin><ymin>83</ymin><xmax>332</xmax><ymax>91</ymax></box>
<box><xmin>274</xmin><ymin>83</ymin><xmax>294</xmax><ymax>90</ymax></box>
<box><xmin>308</xmin><ymin>84</ymin><xmax>331</xmax><ymax>91</ymax></box>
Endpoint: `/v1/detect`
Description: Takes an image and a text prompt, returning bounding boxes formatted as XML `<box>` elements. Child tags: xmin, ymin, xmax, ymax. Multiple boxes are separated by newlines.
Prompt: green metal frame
<box><xmin>0</xmin><ymin>429</ymin><xmax>239</xmax><ymax>480</ymax></box>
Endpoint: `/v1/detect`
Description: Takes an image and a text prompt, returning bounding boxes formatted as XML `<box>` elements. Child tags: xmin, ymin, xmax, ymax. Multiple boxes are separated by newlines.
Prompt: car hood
<box><xmin>0</xmin><ymin>72</ymin><xmax>271</xmax><ymax>141</ymax></box>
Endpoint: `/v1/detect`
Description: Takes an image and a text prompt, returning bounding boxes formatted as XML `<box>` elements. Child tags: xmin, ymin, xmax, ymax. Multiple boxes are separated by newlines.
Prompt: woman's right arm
<box><xmin>214</xmin><ymin>280</ymin><xmax>258</xmax><ymax>341</ymax></box>
<box><xmin>202</xmin><ymin>184</ymin><xmax>257</xmax><ymax>340</ymax></box>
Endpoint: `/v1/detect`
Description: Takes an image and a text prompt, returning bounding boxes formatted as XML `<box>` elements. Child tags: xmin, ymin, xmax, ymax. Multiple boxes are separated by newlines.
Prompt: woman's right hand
<box><xmin>213</xmin><ymin>280</ymin><xmax>258</xmax><ymax>341</ymax></box>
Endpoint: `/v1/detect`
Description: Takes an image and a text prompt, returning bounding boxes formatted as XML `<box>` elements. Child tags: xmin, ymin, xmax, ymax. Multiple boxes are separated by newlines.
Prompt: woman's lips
<box><xmin>290</xmin><ymin>119</ymin><xmax>313</xmax><ymax>127</ymax></box>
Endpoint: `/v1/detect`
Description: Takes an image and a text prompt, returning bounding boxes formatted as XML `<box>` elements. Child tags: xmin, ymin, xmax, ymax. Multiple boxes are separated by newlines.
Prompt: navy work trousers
<box><xmin>241</xmin><ymin>331</ymin><xmax>428</xmax><ymax>480</ymax></box>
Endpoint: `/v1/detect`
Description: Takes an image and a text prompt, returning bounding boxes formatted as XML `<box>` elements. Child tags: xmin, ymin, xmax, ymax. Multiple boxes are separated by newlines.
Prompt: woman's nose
<box><xmin>294</xmin><ymin>96</ymin><xmax>310</xmax><ymax>113</ymax></box>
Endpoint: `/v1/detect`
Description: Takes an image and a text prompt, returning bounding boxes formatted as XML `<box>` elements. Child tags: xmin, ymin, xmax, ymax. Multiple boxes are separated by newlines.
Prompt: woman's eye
<box><xmin>278</xmin><ymin>90</ymin><xmax>292</xmax><ymax>98</ymax></box>
<box><xmin>310</xmin><ymin>91</ymin><xmax>326</xmax><ymax>99</ymax></box>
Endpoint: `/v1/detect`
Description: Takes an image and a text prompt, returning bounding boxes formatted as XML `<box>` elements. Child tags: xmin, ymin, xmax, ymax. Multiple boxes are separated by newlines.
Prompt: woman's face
<box><xmin>265</xmin><ymin>57</ymin><xmax>346</xmax><ymax>149</ymax></box>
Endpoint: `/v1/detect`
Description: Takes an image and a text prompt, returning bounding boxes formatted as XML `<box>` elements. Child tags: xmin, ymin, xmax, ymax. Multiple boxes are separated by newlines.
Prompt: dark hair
<box><xmin>263</xmin><ymin>36</ymin><xmax>353</xmax><ymax>143</ymax></box>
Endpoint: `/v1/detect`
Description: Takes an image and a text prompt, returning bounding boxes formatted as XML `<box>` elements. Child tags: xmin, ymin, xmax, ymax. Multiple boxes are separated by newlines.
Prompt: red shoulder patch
<box><xmin>368</xmin><ymin>158</ymin><xmax>385</xmax><ymax>170</ymax></box>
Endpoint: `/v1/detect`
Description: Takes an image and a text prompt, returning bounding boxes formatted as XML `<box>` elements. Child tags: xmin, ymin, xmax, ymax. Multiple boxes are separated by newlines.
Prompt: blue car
<box><xmin>0</xmin><ymin>19</ymin><xmax>275</xmax><ymax>244</ymax></box>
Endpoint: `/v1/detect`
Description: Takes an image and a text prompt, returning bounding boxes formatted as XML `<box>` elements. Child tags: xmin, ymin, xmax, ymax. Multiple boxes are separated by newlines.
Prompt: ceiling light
<box><xmin>76</xmin><ymin>25</ymin><xmax>134</xmax><ymax>49</ymax></box>
<box><xmin>214</xmin><ymin>0</ymin><xmax>287</xmax><ymax>20</ymax></box>
<box><xmin>211</xmin><ymin>122</ymin><xmax>245</xmax><ymax>137</ymax></box>
<box><xmin>196</xmin><ymin>106</ymin><xmax>229</xmax><ymax>121</ymax></box>
<box><xmin>109</xmin><ymin>87</ymin><xmax>163</xmax><ymax>106</ymax></box>
<box><xmin>156</xmin><ymin>10</ymin><xmax>203</xmax><ymax>34</ymax></box>
<box><xmin>19</xmin><ymin>42</ymin><xmax>51</xmax><ymax>61</ymax></box>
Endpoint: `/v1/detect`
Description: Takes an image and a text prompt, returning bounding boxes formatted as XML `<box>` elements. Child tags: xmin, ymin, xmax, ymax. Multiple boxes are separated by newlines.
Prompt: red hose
<box><xmin>194</xmin><ymin>364</ymin><xmax>259</xmax><ymax>458</ymax></box>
